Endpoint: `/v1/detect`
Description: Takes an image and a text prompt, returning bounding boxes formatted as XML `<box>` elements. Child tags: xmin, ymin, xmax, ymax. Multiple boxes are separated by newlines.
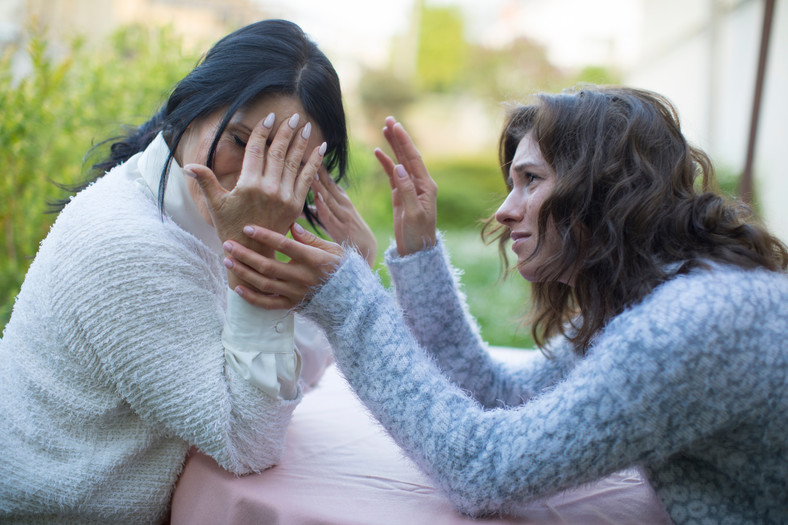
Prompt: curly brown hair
<box><xmin>483</xmin><ymin>86</ymin><xmax>788</xmax><ymax>354</ymax></box>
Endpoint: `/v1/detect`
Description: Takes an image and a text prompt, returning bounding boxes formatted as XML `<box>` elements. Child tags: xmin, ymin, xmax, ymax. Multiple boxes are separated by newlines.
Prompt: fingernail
<box><xmin>243</xmin><ymin>225</ymin><xmax>255</xmax><ymax>236</ymax></box>
<box><xmin>318</xmin><ymin>192</ymin><xmax>325</xmax><ymax>203</ymax></box>
<box><xmin>183</xmin><ymin>168</ymin><xmax>196</xmax><ymax>179</ymax></box>
<box><xmin>293</xmin><ymin>223</ymin><xmax>305</xmax><ymax>234</ymax></box>
<box><xmin>288</xmin><ymin>113</ymin><xmax>300</xmax><ymax>129</ymax></box>
<box><xmin>222</xmin><ymin>241</ymin><xmax>232</xmax><ymax>252</ymax></box>
<box><xmin>319</xmin><ymin>142</ymin><xmax>327</xmax><ymax>156</ymax></box>
<box><xmin>396</xmin><ymin>164</ymin><xmax>408</xmax><ymax>179</ymax></box>
<box><xmin>301</xmin><ymin>122</ymin><xmax>312</xmax><ymax>139</ymax></box>
<box><xmin>235</xmin><ymin>286</ymin><xmax>244</xmax><ymax>297</ymax></box>
<box><xmin>223</xmin><ymin>257</ymin><xmax>233</xmax><ymax>269</ymax></box>
<box><xmin>263</xmin><ymin>112</ymin><xmax>275</xmax><ymax>128</ymax></box>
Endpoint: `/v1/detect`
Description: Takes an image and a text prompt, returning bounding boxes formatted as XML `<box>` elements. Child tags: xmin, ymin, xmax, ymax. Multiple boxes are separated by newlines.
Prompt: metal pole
<box><xmin>740</xmin><ymin>0</ymin><xmax>776</xmax><ymax>204</ymax></box>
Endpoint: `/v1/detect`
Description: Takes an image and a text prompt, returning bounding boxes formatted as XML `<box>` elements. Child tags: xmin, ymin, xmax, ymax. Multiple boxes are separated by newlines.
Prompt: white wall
<box><xmin>626</xmin><ymin>0</ymin><xmax>788</xmax><ymax>242</ymax></box>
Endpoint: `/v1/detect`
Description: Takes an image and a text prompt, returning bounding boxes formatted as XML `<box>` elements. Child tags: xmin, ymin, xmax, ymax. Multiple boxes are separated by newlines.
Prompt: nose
<box><xmin>495</xmin><ymin>190</ymin><xmax>523</xmax><ymax>227</ymax></box>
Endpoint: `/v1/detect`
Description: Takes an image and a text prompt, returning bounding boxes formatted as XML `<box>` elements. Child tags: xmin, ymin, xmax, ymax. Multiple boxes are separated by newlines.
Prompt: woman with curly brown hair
<box><xmin>214</xmin><ymin>86</ymin><xmax>788</xmax><ymax>524</ymax></box>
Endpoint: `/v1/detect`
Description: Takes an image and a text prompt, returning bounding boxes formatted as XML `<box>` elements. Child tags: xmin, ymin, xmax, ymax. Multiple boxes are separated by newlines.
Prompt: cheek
<box><xmin>212</xmin><ymin>145</ymin><xmax>244</xmax><ymax>191</ymax></box>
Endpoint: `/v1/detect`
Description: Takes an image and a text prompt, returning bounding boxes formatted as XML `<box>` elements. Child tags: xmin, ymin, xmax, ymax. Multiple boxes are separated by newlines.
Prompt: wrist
<box><xmin>397</xmin><ymin>233</ymin><xmax>437</xmax><ymax>256</ymax></box>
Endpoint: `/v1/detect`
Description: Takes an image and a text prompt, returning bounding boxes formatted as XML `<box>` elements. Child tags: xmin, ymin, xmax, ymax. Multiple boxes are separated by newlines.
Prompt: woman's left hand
<box><xmin>222</xmin><ymin>223</ymin><xmax>344</xmax><ymax>310</ymax></box>
<box><xmin>311</xmin><ymin>166</ymin><xmax>377</xmax><ymax>268</ymax></box>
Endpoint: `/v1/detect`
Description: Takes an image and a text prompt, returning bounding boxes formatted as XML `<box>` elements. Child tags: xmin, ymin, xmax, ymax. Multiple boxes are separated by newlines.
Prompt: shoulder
<box><xmin>55</xmin><ymin>169</ymin><xmax>161</xmax><ymax>239</ymax></box>
<box><xmin>43</xmin><ymin>170</ymin><xmax>222</xmax><ymax>292</ymax></box>
<box><xmin>648</xmin><ymin>263</ymin><xmax>787</xmax><ymax>316</ymax></box>
<box><xmin>53</xmin><ymin>169</ymin><xmax>212</xmax><ymax>262</ymax></box>
<box><xmin>602</xmin><ymin>263</ymin><xmax>788</xmax><ymax>351</ymax></box>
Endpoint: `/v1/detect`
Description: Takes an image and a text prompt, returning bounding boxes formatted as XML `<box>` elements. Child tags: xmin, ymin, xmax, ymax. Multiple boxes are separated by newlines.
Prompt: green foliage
<box><xmin>441</xmin><ymin>230</ymin><xmax>534</xmax><ymax>348</ymax></box>
<box><xmin>573</xmin><ymin>65</ymin><xmax>621</xmax><ymax>85</ymax></box>
<box><xmin>416</xmin><ymin>3</ymin><xmax>468</xmax><ymax>93</ymax></box>
<box><xmin>713</xmin><ymin>164</ymin><xmax>742</xmax><ymax>197</ymax></box>
<box><xmin>341</xmin><ymin>147</ymin><xmax>507</xmax><ymax>234</ymax></box>
<box><xmin>339</xmin><ymin>148</ymin><xmax>534</xmax><ymax>349</ymax></box>
<box><xmin>357</xmin><ymin>67</ymin><xmax>416</xmax><ymax>128</ymax></box>
<box><xmin>0</xmin><ymin>24</ymin><xmax>199</xmax><ymax>327</ymax></box>
<box><xmin>464</xmin><ymin>37</ymin><xmax>566</xmax><ymax>100</ymax></box>
<box><xmin>429</xmin><ymin>154</ymin><xmax>507</xmax><ymax>230</ymax></box>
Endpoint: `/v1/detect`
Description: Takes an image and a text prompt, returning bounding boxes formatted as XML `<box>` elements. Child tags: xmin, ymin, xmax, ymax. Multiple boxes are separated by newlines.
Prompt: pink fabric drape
<box><xmin>171</xmin><ymin>348</ymin><xmax>671</xmax><ymax>525</ymax></box>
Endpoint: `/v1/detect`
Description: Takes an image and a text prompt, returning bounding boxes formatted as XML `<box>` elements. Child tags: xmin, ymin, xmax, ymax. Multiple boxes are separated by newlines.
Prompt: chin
<box><xmin>518</xmin><ymin>268</ymin><xmax>540</xmax><ymax>283</ymax></box>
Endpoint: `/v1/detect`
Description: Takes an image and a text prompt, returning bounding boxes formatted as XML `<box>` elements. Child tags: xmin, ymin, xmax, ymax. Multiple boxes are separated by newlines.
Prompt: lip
<box><xmin>510</xmin><ymin>232</ymin><xmax>531</xmax><ymax>241</ymax></box>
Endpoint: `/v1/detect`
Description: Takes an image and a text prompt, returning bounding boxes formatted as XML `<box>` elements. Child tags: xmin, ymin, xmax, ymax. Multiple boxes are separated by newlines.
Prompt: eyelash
<box><xmin>233</xmin><ymin>135</ymin><xmax>247</xmax><ymax>148</ymax></box>
<box><xmin>507</xmin><ymin>173</ymin><xmax>539</xmax><ymax>188</ymax></box>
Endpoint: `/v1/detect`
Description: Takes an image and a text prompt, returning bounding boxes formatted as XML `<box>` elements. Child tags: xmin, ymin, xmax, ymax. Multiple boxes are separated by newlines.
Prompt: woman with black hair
<box><xmin>221</xmin><ymin>87</ymin><xmax>788</xmax><ymax>524</ymax></box>
<box><xmin>0</xmin><ymin>19</ymin><xmax>373</xmax><ymax>523</ymax></box>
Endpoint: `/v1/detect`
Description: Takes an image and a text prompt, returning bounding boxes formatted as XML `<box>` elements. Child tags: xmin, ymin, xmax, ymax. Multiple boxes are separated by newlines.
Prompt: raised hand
<box><xmin>222</xmin><ymin>223</ymin><xmax>344</xmax><ymax>310</ymax></box>
<box><xmin>311</xmin><ymin>166</ymin><xmax>377</xmax><ymax>267</ymax></box>
<box><xmin>185</xmin><ymin>112</ymin><xmax>326</xmax><ymax>256</ymax></box>
<box><xmin>374</xmin><ymin>116</ymin><xmax>437</xmax><ymax>256</ymax></box>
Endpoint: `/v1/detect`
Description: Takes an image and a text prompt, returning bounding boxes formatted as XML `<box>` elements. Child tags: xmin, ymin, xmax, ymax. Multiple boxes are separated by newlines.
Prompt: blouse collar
<box><xmin>135</xmin><ymin>132</ymin><xmax>224</xmax><ymax>256</ymax></box>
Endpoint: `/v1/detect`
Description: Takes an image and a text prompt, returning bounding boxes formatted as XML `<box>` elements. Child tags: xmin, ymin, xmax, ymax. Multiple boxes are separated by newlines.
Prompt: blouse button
<box><xmin>275</xmin><ymin>321</ymin><xmax>284</xmax><ymax>333</ymax></box>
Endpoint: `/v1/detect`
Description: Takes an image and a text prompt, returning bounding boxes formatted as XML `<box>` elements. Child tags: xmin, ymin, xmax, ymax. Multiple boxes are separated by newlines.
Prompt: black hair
<box><xmin>54</xmin><ymin>19</ymin><xmax>348</xmax><ymax>227</ymax></box>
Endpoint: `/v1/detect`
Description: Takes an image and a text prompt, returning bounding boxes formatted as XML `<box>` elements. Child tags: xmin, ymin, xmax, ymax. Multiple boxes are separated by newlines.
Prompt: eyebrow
<box><xmin>511</xmin><ymin>161</ymin><xmax>547</xmax><ymax>173</ymax></box>
<box><xmin>227</xmin><ymin>121</ymin><xmax>252</xmax><ymax>134</ymax></box>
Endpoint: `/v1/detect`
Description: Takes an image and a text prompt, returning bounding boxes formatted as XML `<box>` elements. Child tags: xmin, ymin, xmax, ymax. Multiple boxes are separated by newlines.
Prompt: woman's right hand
<box><xmin>185</xmin><ymin>112</ymin><xmax>324</xmax><ymax>257</ymax></box>
<box><xmin>374</xmin><ymin>116</ymin><xmax>438</xmax><ymax>256</ymax></box>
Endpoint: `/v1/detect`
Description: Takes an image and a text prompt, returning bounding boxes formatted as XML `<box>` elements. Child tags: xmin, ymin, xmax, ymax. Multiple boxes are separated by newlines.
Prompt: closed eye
<box><xmin>233</xmin><ymin>135</ymin><xmax>247</xmax><ymax>148</ymax></box>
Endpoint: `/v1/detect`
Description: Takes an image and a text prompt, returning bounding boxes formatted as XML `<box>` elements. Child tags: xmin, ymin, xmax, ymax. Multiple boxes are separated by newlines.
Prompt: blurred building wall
<box><xmin>625</xmin><ymin>0</ymin><xmax>788</xmax><ymax>242</ymax></box>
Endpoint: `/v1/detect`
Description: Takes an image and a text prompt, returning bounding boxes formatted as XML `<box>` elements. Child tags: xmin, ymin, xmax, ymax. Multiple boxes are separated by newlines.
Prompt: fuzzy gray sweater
<box><xmin>301</xmin><ymin>240</ymin><xmax>788</xmax><ymax>525</ymax></box>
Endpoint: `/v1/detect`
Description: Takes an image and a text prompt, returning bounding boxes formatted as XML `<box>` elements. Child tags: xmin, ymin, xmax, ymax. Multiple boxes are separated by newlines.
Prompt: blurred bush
<box><xmin>343</xmin><ymin>147</ymin><xmax>508</xmax><ymax>232</ymax></box>
<box><xmin>0</xmin><ymin>24</ymin><xmax>198</xmax><ymax>327</ymax></box>
<box><xmin>429</xmin><ymin>154</ymin><xmax>507</xmax><ymax>230</ymax></box>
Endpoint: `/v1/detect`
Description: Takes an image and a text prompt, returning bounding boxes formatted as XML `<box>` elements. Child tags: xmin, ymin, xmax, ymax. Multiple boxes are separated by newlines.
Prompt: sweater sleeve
<box><xmin>302</xmin><ymin>252</ymin><xmax>787</xmax><ymax>516</ymax></box>
<box><xmin>49</xmin><ymin>196</ymin><xmax>300</xmax><ymax>475</ymax></box>
<box><xmin>385</xmin><ymin>238</ymin><xmax>576</xmax><ymax>408</ymax></box>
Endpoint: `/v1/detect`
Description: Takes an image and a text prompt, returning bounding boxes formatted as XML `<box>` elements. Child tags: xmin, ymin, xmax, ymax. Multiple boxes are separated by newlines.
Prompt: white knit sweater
<box><xmin>0</xmin><ymin>156</ymin><xmax>306</xmax><ymax>522</ymax></box>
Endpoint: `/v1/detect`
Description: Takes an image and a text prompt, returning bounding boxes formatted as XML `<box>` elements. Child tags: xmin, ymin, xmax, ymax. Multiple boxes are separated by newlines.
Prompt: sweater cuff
<box><xmin>385</xmin><ymin>235</ymin><xmax>453</xmax><ymax>297</ymax></box>
<box><xmin>301</xmin><ymin>251</ymin><xmax>381</xmax><ymax>333</ymax></box>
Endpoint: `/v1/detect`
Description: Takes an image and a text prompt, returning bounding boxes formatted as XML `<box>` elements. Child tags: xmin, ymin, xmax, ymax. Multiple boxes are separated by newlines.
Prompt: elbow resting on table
<box><xmin>209</xmin><ymin>422</ymin><xmax>290</xmax><ymax>476</ymax></box>
<box><xmin>221</xmin><ymin>443</ymin><xmax>284</xmax><ymax>476</ymax></box>
<box><xmin>423</xmin><ymin>454</ymin><xmax>521</xmax><ymax>518</ymax></box>
<box><xmin>440</xmin><ymin>478</ymin><xmax>514</xmax><ymax>518</ymax></box>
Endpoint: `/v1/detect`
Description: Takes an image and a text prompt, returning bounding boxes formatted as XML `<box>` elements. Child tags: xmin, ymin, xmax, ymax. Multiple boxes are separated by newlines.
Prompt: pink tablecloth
<box><xmin>170</xmin><ymin>348</ymin><xmax>672</xmax><ymax>525</ymax></box>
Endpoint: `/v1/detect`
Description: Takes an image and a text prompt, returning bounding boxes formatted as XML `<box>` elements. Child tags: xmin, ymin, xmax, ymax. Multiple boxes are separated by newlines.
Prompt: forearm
<box><xmin>52</xmin><ymin>240</ymin><xmax>301</xmax><ymax>474</ymax></box>
<box><xmin>386</xmin><ymin>238</ymin><xmax>569</xmax><ymax>407</ymax></box>
<box><xmin>385</xmin><ymin>239</ymin><xmax>502</xmax><ymax>403</ymax></box>
<box><xmin>300</xmin><ymin>254</ymin><xmax>775</xmax><ymax>517</ymax></box>
<box><xmin>300</xmin><ymin>253</ymin><xmax>614</xmax><ymax>514</ymax></box>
